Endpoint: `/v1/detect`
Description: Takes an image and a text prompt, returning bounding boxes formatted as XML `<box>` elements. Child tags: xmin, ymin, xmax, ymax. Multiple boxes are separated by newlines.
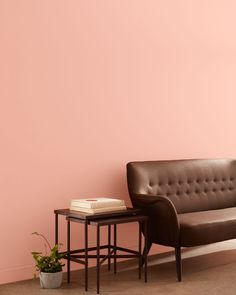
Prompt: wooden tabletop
<box><xmin>89</xmin><ymin>215</ymin><xmax>148</xmax><ymax>226</ymax></box>
<box><xmin>54</xmin><ymin>207</ymin><xmax>141</xmax><ymax>220</ymax></box>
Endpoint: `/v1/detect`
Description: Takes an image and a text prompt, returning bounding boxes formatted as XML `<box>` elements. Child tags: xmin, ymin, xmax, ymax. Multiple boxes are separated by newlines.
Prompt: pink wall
<box><xmin>1</xmin><ymin>0</ymin><xmax>236</xmax><ymax>284</ymax></box>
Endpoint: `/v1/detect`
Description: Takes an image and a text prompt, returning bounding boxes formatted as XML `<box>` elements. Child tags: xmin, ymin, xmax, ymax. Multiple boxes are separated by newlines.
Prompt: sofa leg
<box><xmin>141</xmin><ymin>241</ymin><xmax>152</xmax><ymax>266</ymax></box>
<box><xmin>175</xmin><ymin>246</ymin><xmax>182</xmax><ymax>282</ymax></box>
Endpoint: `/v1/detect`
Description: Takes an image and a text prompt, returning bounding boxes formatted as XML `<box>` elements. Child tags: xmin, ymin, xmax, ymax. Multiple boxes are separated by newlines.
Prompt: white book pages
<box><xmin>70</xmin><ymin>205</ymin><xmax>127</xmax><ymax>214</ymax></box>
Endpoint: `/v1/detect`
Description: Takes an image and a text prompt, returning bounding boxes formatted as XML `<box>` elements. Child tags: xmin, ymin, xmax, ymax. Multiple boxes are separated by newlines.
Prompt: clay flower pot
<box><xmin>39</xmin><ymin>271</ymin><xmax>63</xmax><ymax>289</ymax></box>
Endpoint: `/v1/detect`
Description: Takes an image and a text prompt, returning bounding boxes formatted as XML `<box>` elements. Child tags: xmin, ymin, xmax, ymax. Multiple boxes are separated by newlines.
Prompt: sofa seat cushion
<box><xmin>179</xmin><ymin>207</ymin><xmax>236</xmax><ymax>247</ymax></box>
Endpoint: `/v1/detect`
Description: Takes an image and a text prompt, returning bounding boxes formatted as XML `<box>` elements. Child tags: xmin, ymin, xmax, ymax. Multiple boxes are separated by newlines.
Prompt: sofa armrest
<box><xmin>131</xmin><ymin>193</ymin><xmax>180</xmax><ymax>247</ymax></box>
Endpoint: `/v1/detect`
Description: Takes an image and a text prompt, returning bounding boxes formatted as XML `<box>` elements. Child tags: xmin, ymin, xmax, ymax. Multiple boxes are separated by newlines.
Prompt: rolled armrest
<box><xmin>131</xmin><ymin>193</ymin><xmax>180</xmax><ymax>247</ymax></box>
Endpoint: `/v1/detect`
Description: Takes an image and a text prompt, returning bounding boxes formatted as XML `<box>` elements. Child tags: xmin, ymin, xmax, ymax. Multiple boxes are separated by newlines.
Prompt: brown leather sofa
<box><xmin>127</xmin><ymin>159</ymin><xmax>236</xmax><ymax>281</ymax></box>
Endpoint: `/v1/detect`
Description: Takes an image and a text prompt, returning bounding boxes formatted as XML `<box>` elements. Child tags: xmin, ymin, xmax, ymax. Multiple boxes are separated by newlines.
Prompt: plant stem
<box><xmin>36</xmin><ymin>233</ymin><xmax>52</xmax><ymax>251</ymax></box>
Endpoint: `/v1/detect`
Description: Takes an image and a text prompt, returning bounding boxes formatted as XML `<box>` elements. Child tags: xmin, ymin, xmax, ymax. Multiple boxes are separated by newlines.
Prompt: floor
<box><xmin>2</xmin><ymin>240</ymin><xmax>236</xmax><ymax>295</ymax></box>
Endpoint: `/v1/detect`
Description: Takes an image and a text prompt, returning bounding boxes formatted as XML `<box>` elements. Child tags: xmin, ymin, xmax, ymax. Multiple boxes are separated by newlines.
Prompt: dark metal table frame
<box><xmin>54</xmin><ymin>209</ymin><xmax>148</xmax><ymax>294</ymax></box>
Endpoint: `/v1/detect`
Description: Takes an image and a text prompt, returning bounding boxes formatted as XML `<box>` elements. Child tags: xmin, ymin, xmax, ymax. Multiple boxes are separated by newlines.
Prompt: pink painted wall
<box><xmin>1</xmin><ymin>0</ymin><xmax>236</xmax><ymax>284</ymax></box>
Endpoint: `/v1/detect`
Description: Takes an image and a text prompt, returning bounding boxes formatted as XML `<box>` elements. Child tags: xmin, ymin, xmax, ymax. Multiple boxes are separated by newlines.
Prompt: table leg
<box><xmin>55</xmin><ymin>213</ymin><xmax>58</xmax><ymax>245</ymax></box>
<box><xmin>97</xmin><ymin>225</ymin><xmax>100</xmax><ymax>294</ymax></box>
<box><xmin>85</xmin><ymin>221</ymin><xmax>88</xmax><ymax>291</ymax></box>
<box><xmin>138</xmin><ymin>221</ymin><xmax>142</xmax><ymax>279</ymax></box>
<box><xmin>108</xmin><ymin>225</ymin><xmax>111</xmax><ymax>271</ymax></box>
<box><xmin>144</xmin><ymin>219</ymin><xmax>148</xmax><ymax>283</ymax></box>
<box><xmin>114</xmin><ymin>224</ymin><xmax>117</xmax><ymax>274</ymax></box>
<box><xmin>67</xmin><ymin>220</ymin><xmax>70</xmax><ymax>283</ymax></box>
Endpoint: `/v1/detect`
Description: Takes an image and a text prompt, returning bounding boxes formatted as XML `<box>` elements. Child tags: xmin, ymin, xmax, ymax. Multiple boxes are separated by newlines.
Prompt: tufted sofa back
<box><xmin>127</xmin><ymin>159</ymin><xmax>236</xmax><ymax>214</ymax></box>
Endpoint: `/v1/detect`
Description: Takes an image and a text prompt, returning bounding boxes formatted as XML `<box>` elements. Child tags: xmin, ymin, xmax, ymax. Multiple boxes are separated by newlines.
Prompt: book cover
<box><xmin>70</xmin><ymin>197</ymin><xmax>125</xmax><ymax>209</ymax></box>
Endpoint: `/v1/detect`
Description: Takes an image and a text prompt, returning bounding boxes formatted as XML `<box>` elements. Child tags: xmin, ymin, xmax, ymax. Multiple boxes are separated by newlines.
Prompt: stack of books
<box><xmin>70</xmin><ymin>197</ymin><xmax>127</xmax><ymax>214</ymax></box>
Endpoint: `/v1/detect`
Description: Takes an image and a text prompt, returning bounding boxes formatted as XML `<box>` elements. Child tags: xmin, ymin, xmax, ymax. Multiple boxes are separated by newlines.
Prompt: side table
<box><xmin>54</xmin><ymin>208</ymin><xmax>148</xmax><ymax>294</ymax></box>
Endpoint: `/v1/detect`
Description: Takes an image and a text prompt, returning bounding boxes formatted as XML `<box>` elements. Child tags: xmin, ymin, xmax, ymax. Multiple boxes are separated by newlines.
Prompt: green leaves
<box><xmin>31</xmin><ymin>232</ymin><xmax>65</xmax><ymax>273</ymax></box>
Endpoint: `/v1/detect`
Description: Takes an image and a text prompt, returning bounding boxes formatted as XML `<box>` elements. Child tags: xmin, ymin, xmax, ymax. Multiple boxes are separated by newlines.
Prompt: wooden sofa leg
<box><xmin>175</xmin><ymin>246</ymin><xmax>182</xmax><ymax>282</ymax></box>
<box><xmin>141</xmin><ymin>241</ymin><xmax>152</xmax><ymax>266</ymax></box>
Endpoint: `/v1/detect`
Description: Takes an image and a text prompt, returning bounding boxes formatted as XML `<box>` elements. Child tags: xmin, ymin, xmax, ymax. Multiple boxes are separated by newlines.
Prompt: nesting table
<box><xmin>54</xmin><ymin>208</ymin><xmax>148</xmax><ymax>294</ymax></box>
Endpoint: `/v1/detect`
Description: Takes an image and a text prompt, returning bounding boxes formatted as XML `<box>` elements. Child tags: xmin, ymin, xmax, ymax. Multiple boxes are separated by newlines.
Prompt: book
<box><xmin>70</xmin><ymin>198</ymin><xmax>125</xmax><ymax>209</ymax></box>
<box><xmin>70</xmin><ymin>205</ymin><xmax>127</xmax><ymax>214</ymax></box>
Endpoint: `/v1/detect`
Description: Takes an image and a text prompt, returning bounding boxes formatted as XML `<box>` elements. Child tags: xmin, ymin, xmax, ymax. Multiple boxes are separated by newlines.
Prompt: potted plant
<box><xmin>31</xmin><ymin>232</ymin><xmax>65</xmax><ymax>288</ymax></box>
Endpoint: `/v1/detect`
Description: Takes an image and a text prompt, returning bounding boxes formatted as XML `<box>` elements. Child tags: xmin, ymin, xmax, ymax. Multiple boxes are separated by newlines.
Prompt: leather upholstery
<box><xmin>127</xmin><ymin>159</ymin><xmax>236</xmax><ymax>247</ymax></box>
<box><xmin>132</xmin><ymin>193</ymin><xmax>180</xmax><ymax>246</ymax></box>
<box><xmin>179</xmin><ymin>207</ymin><xmax>236</xmax><ymax>246</ymax></box>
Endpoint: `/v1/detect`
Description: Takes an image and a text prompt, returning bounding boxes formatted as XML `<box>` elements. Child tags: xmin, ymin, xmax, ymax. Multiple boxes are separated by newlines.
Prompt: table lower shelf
<box><xmin>62</xmin><ymin>244</ymin><xmax>142</xmax><ymax>265</ymax></box>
